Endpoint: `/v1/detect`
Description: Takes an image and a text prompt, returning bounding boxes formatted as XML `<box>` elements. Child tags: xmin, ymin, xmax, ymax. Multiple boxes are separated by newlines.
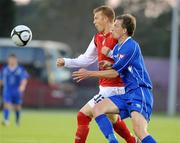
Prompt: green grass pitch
<box><xmin>0</xmin><ymin>110</ymin><xmax>179</xmax><ymax>143</ymax></box>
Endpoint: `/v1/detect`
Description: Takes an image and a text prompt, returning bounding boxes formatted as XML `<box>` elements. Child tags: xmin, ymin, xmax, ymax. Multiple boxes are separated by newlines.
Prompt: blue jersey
<box><xmin>112</xmin><ymin>37</ymin><xmax>152</xmax><ymax>92</ymax></box>
<box><xmin>108</xmin><ymin>37</ymin><xmax>154</xmax><ymax>121</ymax></box>
<box><xmin>0</xmin><ymin>65</ymin><xmax>29</xmax><ymax>97</ymax></box>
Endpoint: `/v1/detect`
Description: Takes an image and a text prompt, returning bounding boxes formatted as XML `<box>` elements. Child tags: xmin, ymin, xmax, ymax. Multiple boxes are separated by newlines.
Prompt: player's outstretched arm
<box><xmin>72</xmin><ymin>68</ymin><xmax>118</xmax><ymax>82</ymax></box>
<box><xmin>56</xmin><ymin>37</ymin><xmax>97</xmax><ymax>68</ymax></box>
<box><xmin>56</xmin><ymin>58</ymin><xmax>65</xmax><ymax>67</ymax></box>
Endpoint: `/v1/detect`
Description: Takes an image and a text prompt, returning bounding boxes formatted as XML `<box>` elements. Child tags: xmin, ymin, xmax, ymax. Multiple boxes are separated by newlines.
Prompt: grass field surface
<box><xmin>0</xmin><ymin>110</ymin><xmax>179</xmax><ymax>143</ymax></box>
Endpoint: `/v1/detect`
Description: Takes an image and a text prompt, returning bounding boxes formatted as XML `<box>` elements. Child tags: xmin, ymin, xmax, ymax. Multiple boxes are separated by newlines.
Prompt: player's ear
<box><xmin>123</xmin><ymin>28</ymin><xmax>127</xmax><ymax>34</ymax></box>
<box><xmin>104</xmin><ymin>16</ymin><xmax>109</xmax><ymax>22</ymax></box>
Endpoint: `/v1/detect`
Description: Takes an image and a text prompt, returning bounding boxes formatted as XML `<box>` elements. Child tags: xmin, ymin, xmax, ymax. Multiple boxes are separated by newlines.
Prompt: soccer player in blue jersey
<box><xmin>0</xmin><ymin>54</ymin><xmax>28</xmax><ymax>126</ymax></box>
<box><xmin>73</xmin><ymin>14</ymin><xmax>157</xmax><ymax>143</ymax></box>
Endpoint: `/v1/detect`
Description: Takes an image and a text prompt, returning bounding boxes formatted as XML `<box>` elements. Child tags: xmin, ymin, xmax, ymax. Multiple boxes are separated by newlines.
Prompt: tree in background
<box><xmin>114</xmin><ymin>0</ymin><xmax>173</xmax><ymax>57</ymax></box>
<box><xmin>0</xmin><ymin>0</ymin><xmax>16</xmax><ymax>37</ymax></box>
<box><xmin>15</xmin><ymin>0</ymin><xmax>179</xmax><ymax>57</ymax></box>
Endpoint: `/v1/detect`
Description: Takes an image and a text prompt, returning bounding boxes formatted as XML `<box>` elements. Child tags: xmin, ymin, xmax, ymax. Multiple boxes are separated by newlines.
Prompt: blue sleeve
<box><xmin>112</xmin><ymin>43</ymin><xmax>138</xmax><ymax>74</ymax></box>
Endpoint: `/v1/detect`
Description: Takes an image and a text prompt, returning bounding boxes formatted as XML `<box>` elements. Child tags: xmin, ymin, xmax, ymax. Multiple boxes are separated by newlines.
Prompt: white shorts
<box><xmin>88</xmin><ymin>86</ymin><xmax>125</xmax><ymax>108</ymax></box>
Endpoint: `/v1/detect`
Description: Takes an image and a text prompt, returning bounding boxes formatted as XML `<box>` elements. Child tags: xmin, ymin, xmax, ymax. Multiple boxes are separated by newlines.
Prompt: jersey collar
<box><xmin>8</xmin><ymin>65</ymin><xmax>18</xmax><ymax>71</ymax></box>
<box><xmin>119</xmin><ymin>36</ymin><xmax>131</xmax><ymax>45</ymax></box>
<box><xmin>117</xmin><ymin>36</ymin><xmax>131</xmax><ymax>51</ymax></box>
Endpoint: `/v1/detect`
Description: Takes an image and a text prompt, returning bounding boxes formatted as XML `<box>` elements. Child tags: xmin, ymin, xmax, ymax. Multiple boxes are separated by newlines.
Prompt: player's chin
<box><xmin>96</xmin><ymin>26</ymin><xmax>103</xmax><ymax>33</ymax></box>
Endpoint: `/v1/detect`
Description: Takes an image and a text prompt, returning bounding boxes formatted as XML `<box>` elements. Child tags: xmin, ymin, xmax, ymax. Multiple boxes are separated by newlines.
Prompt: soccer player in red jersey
<box><xmin>56</xmin><ymin>6</ymin><xmax>136</xmax><ymax>143</ymax></box>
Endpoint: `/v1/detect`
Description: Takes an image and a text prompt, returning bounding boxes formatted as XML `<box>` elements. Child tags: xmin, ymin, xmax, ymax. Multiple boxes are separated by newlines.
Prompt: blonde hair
<box><xmin>93</xmin><ymin>5</ymin><xmax>115</xmax><ymax>22</ymax></box>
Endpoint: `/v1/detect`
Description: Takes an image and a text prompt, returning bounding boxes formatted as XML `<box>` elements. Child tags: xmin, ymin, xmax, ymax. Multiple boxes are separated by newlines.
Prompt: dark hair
<box><xmin>116</xmin><ymin>14</ymin><xmax>136</xmax><ymax>36</ymax></box>
<box><xmin>93</xmin><ymin>5</ymin><xmax>115</xmax><ymax>22</ymax></box>
<box><xmin>8</xmin><ymin>53</ymin><xmax>17</xmax><ymax>58</ymax></box>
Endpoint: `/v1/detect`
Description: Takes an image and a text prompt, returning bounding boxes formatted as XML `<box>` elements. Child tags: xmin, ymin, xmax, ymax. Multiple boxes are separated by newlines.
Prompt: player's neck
<box><xmin>103</xmin><ymin>23</ymin><xmax>112</xmax><ymax>35</ymax></box>
<box><xmin>119</xmin><ymin>35</ymin><xmax>128</xmax><ymax>45</ymax></box>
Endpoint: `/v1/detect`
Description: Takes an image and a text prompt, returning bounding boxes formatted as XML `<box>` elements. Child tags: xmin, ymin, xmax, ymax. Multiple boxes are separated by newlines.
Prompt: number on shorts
<box><xmin>94</xmin><ymin>94</ymin><xmax>105</xmax><ymax>104</ymax></box>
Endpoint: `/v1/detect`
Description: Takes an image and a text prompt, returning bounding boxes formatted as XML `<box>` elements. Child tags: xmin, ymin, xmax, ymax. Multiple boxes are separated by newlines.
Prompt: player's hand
<box><xmin>72</xmin><ymin>68</ymin><xmax>90</xmax><ymax>83</ymax></box>
<box><xmin>56</xmin><ymin>58</ymin><xmax>65</xmax><ymax>67</ymax></box>
<box><xmin>101</xmin><ymin>46</ymin><xmax>111</xmax><ymax>56</ymax></box>
<box><xmin>99</xmin><ymin>60</ymin><xmax>112</xmax><ymax>70</ymax></box>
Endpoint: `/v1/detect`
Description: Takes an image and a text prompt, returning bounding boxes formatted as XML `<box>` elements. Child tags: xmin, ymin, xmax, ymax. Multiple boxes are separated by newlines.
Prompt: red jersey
<box><xmin>94</xmin><ymin>32</ymin><xmax>124</xmax><ymax>87</ymax></box>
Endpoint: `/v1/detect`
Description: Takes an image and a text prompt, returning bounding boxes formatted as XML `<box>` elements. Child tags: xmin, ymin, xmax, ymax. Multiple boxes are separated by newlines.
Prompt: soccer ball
<box><xmin>11</xmin><ymin>25</ymin><xmax>32</xmax><ymax>46</ymax></box>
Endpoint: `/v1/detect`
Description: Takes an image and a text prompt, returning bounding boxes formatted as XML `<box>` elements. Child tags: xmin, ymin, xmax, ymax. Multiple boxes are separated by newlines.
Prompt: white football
<box><xmin>11</xmin><ymin>25</ymin><xmax>32</xmax><ymax>46</ymax></box>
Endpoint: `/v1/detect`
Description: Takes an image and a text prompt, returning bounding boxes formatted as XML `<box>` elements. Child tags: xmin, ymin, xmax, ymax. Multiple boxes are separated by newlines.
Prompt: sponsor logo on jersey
<box><xmin>119</xmin><ymin>54</ymin><xmax>125</xmax><ymax>59</ymax></box>
<box><xmin>135</xmin><ymin>104</ymin><xmax>141</xmax><ymax>108</ymax></box>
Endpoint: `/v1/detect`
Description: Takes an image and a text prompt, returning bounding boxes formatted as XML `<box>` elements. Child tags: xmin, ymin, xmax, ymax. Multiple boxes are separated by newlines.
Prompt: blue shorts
<box><xmin>3</xmin><ymin>92</ymin><xmax>23</xmax><ymax>105</ymax></box>
<box><xmin>109</xmin><ymin>87</ymin><xmax>153</xmax><ymax>122</ymax></box>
